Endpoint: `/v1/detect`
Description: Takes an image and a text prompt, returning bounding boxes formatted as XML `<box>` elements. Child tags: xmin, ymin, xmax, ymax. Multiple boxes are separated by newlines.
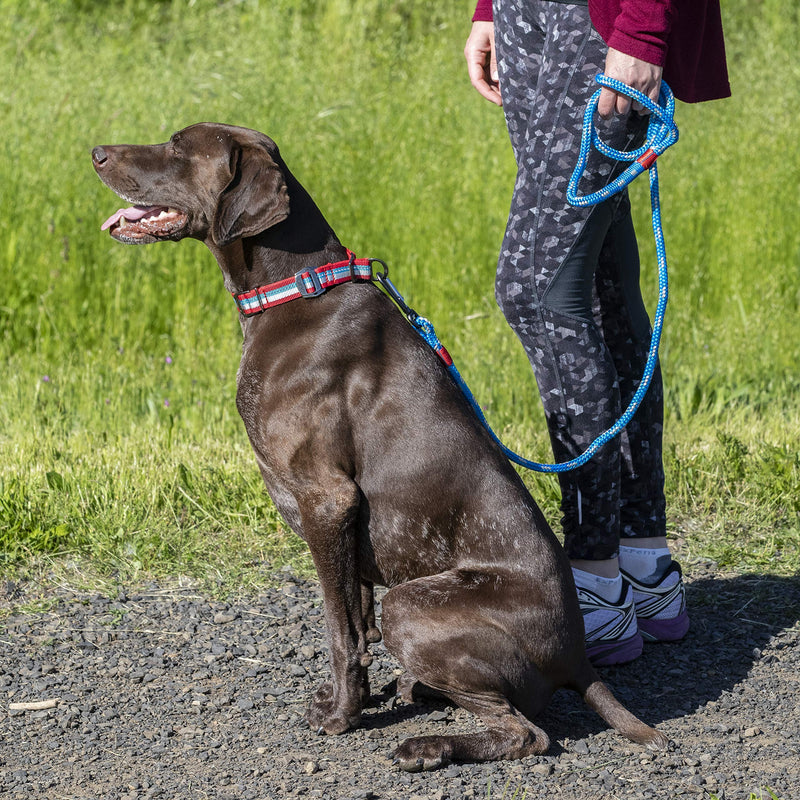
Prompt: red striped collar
<box><xmin>233</xmin><ymin>250</ymin><xmax>374</xmax><ymax>316</ymax></box>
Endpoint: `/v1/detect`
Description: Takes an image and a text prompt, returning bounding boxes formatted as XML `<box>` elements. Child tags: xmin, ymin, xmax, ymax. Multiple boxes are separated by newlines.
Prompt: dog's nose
<box><xmin>92</xmin><ymin>146</ymin><xmax>108</xmax><ymax>167</ymax></box>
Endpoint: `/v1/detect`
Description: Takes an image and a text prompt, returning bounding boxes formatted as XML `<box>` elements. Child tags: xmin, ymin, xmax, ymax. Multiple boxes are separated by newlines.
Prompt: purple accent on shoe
<box><xmin>622</xmin><ymin>560</ymin><xmax>689</xmax><ymax>644</ymax></box>
<box><xmin>586</xmin><ymin>632</ymin><xmax>643</xmax><ymax>666</ymax></box>
<box><xmin>638</xmin><ymin>608</ymin><xmax>690</xmax><ymax>642</ymax></box>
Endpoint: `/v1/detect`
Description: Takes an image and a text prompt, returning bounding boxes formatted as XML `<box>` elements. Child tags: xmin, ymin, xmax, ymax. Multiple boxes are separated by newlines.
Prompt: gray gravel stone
<box><xmin>1</xmin><ymin>563</ymin><xmax>798</xmax><ymax>799</ymax></box>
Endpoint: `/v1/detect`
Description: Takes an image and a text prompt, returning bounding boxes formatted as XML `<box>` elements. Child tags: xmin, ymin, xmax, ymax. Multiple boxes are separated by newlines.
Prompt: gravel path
<box><xmin>2</xmin><ymin>562</ymin><xmax>798</xmax><ymax>800</ymax></box>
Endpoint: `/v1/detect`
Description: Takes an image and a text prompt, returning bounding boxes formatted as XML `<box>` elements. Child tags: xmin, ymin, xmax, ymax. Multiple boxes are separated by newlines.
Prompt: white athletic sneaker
<box><xmin>577</xmin><ymin>580</ymin><xmax>643</xmax><ymax>666</ymax></box>
<box><xmin>621</xmin><ymin>560</ymin><xmax>690</xmax><ymax>642</ymax></box>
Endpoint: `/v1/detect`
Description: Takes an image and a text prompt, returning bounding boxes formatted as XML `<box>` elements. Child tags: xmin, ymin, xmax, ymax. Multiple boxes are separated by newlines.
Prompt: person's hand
<box><xmin>598</xmin><ymin>47</ymin><xmax>662</xmax><ymax>118</ymax></box>
<box><xmin>465</xmin><ymin>21</ymin><xmax>502</xmax><ymax>106</ymax></box>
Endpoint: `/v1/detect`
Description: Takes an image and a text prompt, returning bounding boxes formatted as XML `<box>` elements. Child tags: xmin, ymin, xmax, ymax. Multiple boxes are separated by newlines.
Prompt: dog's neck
<box><xmin>206</xmin><ymin>172</ymin><xmax>347</xmax><ymax>298</ymax></box>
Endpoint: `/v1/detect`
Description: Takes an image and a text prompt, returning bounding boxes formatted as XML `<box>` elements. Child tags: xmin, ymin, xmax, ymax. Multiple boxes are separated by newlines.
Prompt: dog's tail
<box><xmin>575</xmin><ymin>664</ymin><xmax>670</xmax><ymax>750</ymax></box>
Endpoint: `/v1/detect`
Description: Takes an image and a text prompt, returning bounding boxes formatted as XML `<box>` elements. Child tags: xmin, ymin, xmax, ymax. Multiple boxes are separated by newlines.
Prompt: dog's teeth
<box><xmin>118</xmin><ymin>217</ymin><xmax>128</xmax><ymax>228</ymax></box>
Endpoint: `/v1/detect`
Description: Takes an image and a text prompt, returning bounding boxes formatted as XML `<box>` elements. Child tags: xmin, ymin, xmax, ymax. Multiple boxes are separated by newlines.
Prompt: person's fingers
<box><xmin>465</xmin><ymin>22</ymin><xmax>503</xmax><ymax>106</ymax></box>
<box><xmin>466</xmin><ymin>56</ymin><xmax>502</xmax><ymax>105</ymax></box>
<box><xmin>597</xmin><ymin>87</ymin><xmax>616</xmax><ymax>119</ymax></box>
<box><xmin>598</xmin><ymin>47</ymin><xmax>663</xmax><ymax>117</ymax></box>
<box><xmin>489</xmin><ymin>48</ymin><xmax>499</xmax><ymax>87</ymax></box>
<box><xmin>598</xmin><ymin>78</ymin><xmax>662</xmax><ymax>117</ymax></box>
<box><xmin>634</xmin><ymin>81</ymin><xmax>662</xmax><ymax>114</ymax></box>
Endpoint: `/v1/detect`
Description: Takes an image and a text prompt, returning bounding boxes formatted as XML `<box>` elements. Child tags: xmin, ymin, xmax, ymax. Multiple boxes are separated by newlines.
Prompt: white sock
<box><xmin>618</xmin><ymin>546</ymin><xmax>672</xmax><ymax>582</ymax></box>
<box><xmin>572</xmin><ymin>568</ymin><xmax>624</xmax><ymax>603</ymax></box>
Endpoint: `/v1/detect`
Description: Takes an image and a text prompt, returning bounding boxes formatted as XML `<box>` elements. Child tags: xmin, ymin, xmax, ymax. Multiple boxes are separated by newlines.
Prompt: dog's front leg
<box><xmin>301</xmin><ymin>483</ymin><xmax>369</xmax><ymax>735</ymax></box>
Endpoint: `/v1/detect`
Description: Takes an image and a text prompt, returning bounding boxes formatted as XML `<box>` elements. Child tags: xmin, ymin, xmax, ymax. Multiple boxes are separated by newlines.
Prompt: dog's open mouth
<box><xmin>101</xmin><ymin>205</ymin><xmax>188</xmax><ymax>243</ymax></box>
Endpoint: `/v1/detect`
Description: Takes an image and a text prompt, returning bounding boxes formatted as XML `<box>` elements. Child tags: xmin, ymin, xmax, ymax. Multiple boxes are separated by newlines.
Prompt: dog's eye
<box><xmin>170</xmin><ymin>134</ymin><xmax>183</xmax><ymax>154</ymax></box>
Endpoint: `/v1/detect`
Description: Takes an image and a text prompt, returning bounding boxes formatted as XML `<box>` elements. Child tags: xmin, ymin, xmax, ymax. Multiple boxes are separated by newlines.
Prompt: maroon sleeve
<box><xmin>472</xmin><ymin>0</ymin><xmax>493</xmax><ymax>23</ymax></box>
<box><xmin>591</xmin><ymin>0</ymin><xmax>675</xmax><ymax>67</ymax></box>
<box><xmin>590</xmin><ymin>0</ymin><xmax>730</xmax><ymax>102</ymax></box>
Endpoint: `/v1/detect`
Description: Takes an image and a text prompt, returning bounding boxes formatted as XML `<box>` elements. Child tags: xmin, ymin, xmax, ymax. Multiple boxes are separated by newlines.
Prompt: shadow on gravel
<box><xmin>527</xmin><ymin>571</ymin><xmax>800</xmax><ymax>747</ymax></box>
<box><xmin>359</xmin><ymin>680</ymin><xmax>458</xmax><ymax>733</ymax></box>
<box><xmin>361</xmin><ymin>572</ymin><xmax>800</xmax><ymax>755</ymax></box>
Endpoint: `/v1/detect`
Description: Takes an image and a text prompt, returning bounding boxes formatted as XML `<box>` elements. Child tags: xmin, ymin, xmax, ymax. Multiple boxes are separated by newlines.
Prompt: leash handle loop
<box><xmin>567</xmin><ymin>75</ymin><xmax>678</xmax><ymax>208</ymax></box>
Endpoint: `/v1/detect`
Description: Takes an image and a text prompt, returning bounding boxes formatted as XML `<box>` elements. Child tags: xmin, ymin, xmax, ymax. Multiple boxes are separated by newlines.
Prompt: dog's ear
<box><xmin>211</xmin><ymin>144</ymin><xmax>290</xmax><ymax>248</ymax></box>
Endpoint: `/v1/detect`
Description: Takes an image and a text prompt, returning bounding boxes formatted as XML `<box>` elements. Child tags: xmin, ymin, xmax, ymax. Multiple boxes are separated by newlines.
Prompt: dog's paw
<box><xmin>645</xmin><ymin>728</ymin><xmax>672</xmax><ymax>751</ymax></box>
<box><xmin>395</xmin><ymin>673</ymin><xmax>419</xmax><ymax>704</ymax></box>
<box><xmin>394</xmin><ymin>673</ymin><xmax>449</xmax><ymax>706</ymax></box>
<box><xmin>392</xmin><ymin>735</ymin><xmax>449</xmax><ymax>772</ymax></box>
<box><xmin>306</xmin><ymin>682</ymin><xmax>362</xmax><ymax>735</ymax></box>
<box><xmin>366</xmin><ymin>625</ymin><xmax>382</xmax><ymax>644</ymax></box>
<box><xmin>306</xmin><ymin>704</ymin><xmax>360</xmax><ymax>735</ymax></box>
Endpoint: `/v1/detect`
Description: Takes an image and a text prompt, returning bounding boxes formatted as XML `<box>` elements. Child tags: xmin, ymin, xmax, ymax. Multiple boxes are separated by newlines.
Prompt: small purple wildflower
<box><xmin>165</xmin><ymin>356</ymin><xmax>173</xmax><ymax>365</ymax></box>
<box><xmin>42</xmin><ymin>375</ymin><xmax>50</xmax><ymax>383</ymax></box>
<box><xmin>164</xmin><ymin>399</ymin><xmax>170</xmax><ymax>408</ymax></box>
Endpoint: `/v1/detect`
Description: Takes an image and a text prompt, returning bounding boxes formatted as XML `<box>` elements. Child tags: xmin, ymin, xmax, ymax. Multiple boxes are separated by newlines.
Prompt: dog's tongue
<box><xmin>101</xmin><ymin>205</ymin><xmax>162</xmax><ymax>231</ymax></box>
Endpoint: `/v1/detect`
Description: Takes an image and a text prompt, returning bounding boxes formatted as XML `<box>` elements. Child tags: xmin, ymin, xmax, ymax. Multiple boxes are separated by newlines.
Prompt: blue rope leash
<box><xmin>381</xmin><ymin>75</ymin><xmax>679</xmax><ymax>474</ymax></box>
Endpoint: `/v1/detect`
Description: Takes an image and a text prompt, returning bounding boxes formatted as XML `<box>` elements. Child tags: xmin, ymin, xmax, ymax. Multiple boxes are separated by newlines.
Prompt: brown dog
<box><xmin>92</xmin><ymin>123</ymin><xmax>668</xmax><ymax>770</ymax></box>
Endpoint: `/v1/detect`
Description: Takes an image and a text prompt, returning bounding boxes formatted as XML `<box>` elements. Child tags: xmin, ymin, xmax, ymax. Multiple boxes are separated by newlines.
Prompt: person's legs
<box><xmin>493</xmin><ymin>1</ymin><xmax>686</xmax><ymax>660</ymax></box>
<box><xmin>494</xmin><ymin>2</ymin><xmax>639</xmax><ymax>664</ymax></box>
<box><xmin>495</xmin><ymin>1</ymin><xmax>627</xmax><ymax>563</ymax></box>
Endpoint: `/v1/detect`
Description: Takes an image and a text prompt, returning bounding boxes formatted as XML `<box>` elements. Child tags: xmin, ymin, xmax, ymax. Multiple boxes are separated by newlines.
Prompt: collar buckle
<box><xmin>295</xmin><ymin>267</ymin><xmax>326</xmax><ymax>298</ymax></box>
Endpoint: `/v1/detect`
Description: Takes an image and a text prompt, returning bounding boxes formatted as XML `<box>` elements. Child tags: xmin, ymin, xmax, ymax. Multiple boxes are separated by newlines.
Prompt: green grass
<box><xmin>708</xmin><ymin>790</ymin><xmax>784</xmax><ymax>800</ymax></box>
<box><xmin>1</xmin><ymin>0</ymin><xmax>799</xmax><ymax>589</ymax></box>
<box><xmin>487</xmin><ymin>777</ymin><xmax>528</xmax><ymax>800</ymax></box>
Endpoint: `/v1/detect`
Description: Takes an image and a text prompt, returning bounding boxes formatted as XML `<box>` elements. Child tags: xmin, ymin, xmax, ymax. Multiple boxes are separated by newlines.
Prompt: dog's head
<box><xmin>92</xmin><ymin>123</ymin><xmax>290</xmax><ymax>248</ymax></box>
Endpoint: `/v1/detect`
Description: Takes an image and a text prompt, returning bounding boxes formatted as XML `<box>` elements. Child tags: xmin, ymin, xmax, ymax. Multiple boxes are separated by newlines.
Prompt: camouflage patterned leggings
<box><xmin>493</xmin><ymin>0</ymin><xmax>666</xmax><ymax>560</ymax></box>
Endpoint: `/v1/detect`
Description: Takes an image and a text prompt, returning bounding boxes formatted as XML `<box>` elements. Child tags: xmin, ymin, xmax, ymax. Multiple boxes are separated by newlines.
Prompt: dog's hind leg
<box><xmin>392</xmin><ymin>691</ymin><xmax>549</xmax><ymax>771</ymax></box>
<box><xmin>380</xmin><ymin>569</ymin><xmax>553</xmax><ymax>769</ymax></box>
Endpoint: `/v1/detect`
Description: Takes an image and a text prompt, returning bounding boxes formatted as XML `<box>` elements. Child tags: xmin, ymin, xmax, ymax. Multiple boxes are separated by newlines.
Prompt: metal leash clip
<box><xmin>371</xmin><ymin>259</ymin><xmax>419</xmax><ymax>324</ymax></box>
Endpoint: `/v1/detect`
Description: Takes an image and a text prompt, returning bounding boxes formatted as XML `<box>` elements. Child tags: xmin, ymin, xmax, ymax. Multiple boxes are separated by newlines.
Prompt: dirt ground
<box><xmin>2</xmin><ymin>560</ymin><xmax>798</xmax><ymax>799</ymax></box>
